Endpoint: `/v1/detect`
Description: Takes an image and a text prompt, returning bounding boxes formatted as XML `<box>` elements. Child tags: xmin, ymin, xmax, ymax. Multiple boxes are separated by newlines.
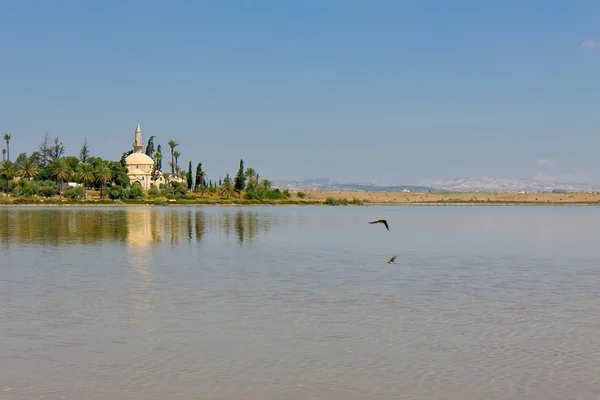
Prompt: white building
<box><xmin>125</xmin><ymin>123</ymin><xmax>166</xmax><ymax>190</ymax></box>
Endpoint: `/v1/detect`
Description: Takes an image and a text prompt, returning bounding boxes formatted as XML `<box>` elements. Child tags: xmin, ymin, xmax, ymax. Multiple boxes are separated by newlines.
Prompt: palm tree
<box><xmin>3</xmin><ymin>133</ymin><xmax>11</xmax><ymax>161</ymax></box>
<box><xmin>162</xmin><ymin>172</ymin><xmax>171</xmax><ymax>183</ymax></box>
<box><xmin>220</xmin><ymin>174</ymin><xmax>234</xmax><ymax>199</ymax></box>
<box><xmin>77</xmin><ymin>162</ymin><xmax>96</xmax><ymax>199</ymax></box>
<box><xmin>53</xmin><ymin>159</ymin><xmax>72</xmax><ymax>198</ymax></box>
<box><xmin>19</xmin><ymin>158</ymin><xmax>39</xmax><ymax>181</ymax></box>
<box><xmin>95</xmin><ymin>164</ymin><xmax>112</xmax><ymax>198</ymax></box>
<box><xmin>195</xmin><ymin>170</ymin><xmax>206</xmax><ymax>192</ymax></box>
<box><xmin>260</xmin><ymin>179</ymin><xmax>272</xmax><ymax>191</ymax></box>
<box><xmin>1</xmin><ymin>149</ymin><xmax>5</xmax><ymax>161</ymax></box>
<box><xmin>154</xmin><ymin>151</ymin><xmax>162</xmax><ymax>170</ymax></box>
<box><xmin>0</xmin><ymin>160</ymin><xmax>16</xmax><ymax>195</ymax></box>
<box><xmin>197</xmin><ymin>180</ymin><xmax>208</xmax><ymax>198</ymax></box>
<box><xmin>244</xmin><ymin>167</ymin><xmax>257</xmax><ymax>181</ymax></box>
<box><xmin>173</xmin><ymin>150</ymin><xmax>181</xmax><ymax>174</ymax></box>
<box><xmin>167</xmin><ymin>140</ymin><xmax>179</xmax><ymax>175</ymax></box>
<box><xmin>178</xmin><ymin>170</ymin><xmax>187</xmax><ymax>181</ymax></box>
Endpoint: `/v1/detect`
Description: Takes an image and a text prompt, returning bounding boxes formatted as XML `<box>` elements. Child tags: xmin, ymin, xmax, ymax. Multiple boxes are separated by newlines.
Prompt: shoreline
<box><xmin>1</xmin><ymin>189</ymin><xmax>600</xmax><ymax>207</ymax></box>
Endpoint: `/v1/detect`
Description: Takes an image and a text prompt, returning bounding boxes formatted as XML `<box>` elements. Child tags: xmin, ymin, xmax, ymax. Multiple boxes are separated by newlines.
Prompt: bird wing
<box><xmin>382</xmin><ymin>220</ymin><xmax>390</xmax><ymax>231</ymax></box>
<box><xmin>388</xmin><ymin>256</ymin><xmax>396</xmax><ymax>263</ymax></box>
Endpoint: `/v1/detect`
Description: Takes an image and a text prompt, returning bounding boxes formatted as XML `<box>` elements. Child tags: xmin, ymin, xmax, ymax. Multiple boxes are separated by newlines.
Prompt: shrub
<box><xmin>296</xmin><ymin>191</ymin><xmax>306</xmax><ymax>198</ymax></box>
<box><xmin>325</xmin><ymin>197</ymin><xmax>348</xmax><ymax>206</ymax></box>
<box><xmin>36</xmin><ymin>181</ymin><xmax>59</xmax><ymax>197</ymax></box>
<box><xmin>128</xmin><ymin>185</ymin><xmax>144</xmax><ymax>200</ymax></box>
<box><xmin>63</xmin><ymin>185</ymin><xmax>86</xmax><ymax>199</ymax></box>
<box><xmin>148</xmin><ymin>185</ymin><xmax>160</xmax><ymax>198</ymax></box>
<box><xmin>108</xmin><ymin>185</ymin><xmax>126</xmax><ymax>200</ymax></box>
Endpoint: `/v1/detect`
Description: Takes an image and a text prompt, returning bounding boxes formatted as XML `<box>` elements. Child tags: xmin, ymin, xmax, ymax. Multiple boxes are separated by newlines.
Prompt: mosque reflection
<box><xmin>0</xmin><ymin>207</ymin><xmax>273</xmax><ymax>247</ymax></box>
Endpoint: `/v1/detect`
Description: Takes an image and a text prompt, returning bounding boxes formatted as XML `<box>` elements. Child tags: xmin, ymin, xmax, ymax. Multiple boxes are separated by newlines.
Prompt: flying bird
<box><xmin>387</xmin><ymin>256</ymin><xmax>397</xmax><ymax>264</ymax></box>
<box><xmin>368</xmin><ymin>219</ymin><xmax>390</xmax><ymax>231</ymax></box>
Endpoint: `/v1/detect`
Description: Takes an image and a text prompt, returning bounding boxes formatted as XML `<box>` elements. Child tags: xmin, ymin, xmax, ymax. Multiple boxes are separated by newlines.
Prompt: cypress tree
<box><xmin>234</xmin><ymin>159</ymin><xmax>246</xmax><ymax>196</ymax></box>
<box><xmin>156</xmin><ymin>144</ymin><xmax>162</xmax><ymax>170</ymax></box>
<box><xmin>187</xmin><ymin>161</ymin><xmax>193</xmax><ymax>191</ymax></box>
<box><xmin>195</xmin><ymin>162</ymin><xmax>204</xmax><ymax>189</ymax></box>
<box><xmin>145</xmin><ymin>136</ymin><xmax>155</xmax><ymax>157</ymax></box>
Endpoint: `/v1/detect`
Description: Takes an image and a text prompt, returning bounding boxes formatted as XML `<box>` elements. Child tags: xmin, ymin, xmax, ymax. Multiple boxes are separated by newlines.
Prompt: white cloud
<box><xmin>537</xmin><ymin>158</ymin><xmax>554</xmax><ymax>167</ymax></box>
<box><xmin>581</xmin><ymin>39</ymin><xmax>599</xmax><ymax>48</ymax></box>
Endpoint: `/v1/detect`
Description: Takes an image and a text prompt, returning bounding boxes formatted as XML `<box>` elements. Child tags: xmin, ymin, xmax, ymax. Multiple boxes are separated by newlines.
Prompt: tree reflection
<box><xmin>0</xmin><ymin>207</ymin><xmax>273</xmax><ymax>247</ymax></box>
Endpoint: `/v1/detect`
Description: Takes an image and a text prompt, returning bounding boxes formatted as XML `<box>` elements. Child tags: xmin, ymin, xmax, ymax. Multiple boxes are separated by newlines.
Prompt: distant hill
<box><xmin>419</xmin><ymin>176</ymin><xmax>598</xmax><ymax>193</ymax></box>
<box><xmin>272</xmin><ymin>176</ymin><xmax>599</xmax><ymax>193</ymax></box>
<box><xmin>271</xmin><ymin>179</ymin><xmax>438</xmax><ymax>192</ymax></box>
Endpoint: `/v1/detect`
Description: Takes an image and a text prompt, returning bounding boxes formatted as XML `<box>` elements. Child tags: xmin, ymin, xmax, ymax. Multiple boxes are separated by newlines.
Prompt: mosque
<box><xmin>125</xmin><ymin>122</ymin><xmax>167</xmax><ymax>190</ymax></box>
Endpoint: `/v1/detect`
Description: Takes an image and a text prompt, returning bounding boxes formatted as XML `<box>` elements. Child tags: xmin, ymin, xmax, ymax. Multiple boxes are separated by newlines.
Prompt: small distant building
<box><xmin>125</xmin><ymin>123</ymin><xmax>166</xmax><ymax>191</ymax></box>
<box><xmin>403</xmin><ymin>188</ymin><xmax>411</xmax><ymax>193</ymax></box>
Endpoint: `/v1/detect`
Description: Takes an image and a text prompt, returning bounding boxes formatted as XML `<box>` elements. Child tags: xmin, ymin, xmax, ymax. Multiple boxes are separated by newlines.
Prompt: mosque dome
<box><xmin>126</xmin><ymin>152</ymin><xmax>155</xmax><ymax>166</ymax></box>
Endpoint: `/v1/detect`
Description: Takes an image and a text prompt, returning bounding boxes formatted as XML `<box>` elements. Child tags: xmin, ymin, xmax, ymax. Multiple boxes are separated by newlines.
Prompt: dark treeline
<box><xmin>0</xmin><ymin>132</ymin><xmax>289</xmax><ymax>201</ymax></box>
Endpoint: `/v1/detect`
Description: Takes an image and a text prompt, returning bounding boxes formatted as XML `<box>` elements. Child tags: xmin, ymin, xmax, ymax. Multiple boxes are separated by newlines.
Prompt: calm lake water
<box><xmin>1</xmin><ymin>205</ymin><xmax>600</xmax><ymax>400</ymax></box>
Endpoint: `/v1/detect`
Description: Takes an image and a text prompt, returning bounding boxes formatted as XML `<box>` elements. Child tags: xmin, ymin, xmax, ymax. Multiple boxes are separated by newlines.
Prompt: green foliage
<box><xmin>297</xmin><ymin>191</ymin><xmax>306</xmax><ymax>198</ymax></box>
<box><xmin>325</xmin><ymin>197</ymin><xmax>348</xmax><ymax>206</ymax></box>
<box><xmin>233</xmin><ymin>159</ymin><xmax>246</xmax><ymax>195</ymax></box>
<box><xmin>156</xmin><ymin>144</ymin><xmax>162</xmax><ymax>171</ymax></box>
<box><xmin>108</xmin><ymin>185</ymin><xmax>126</xmax><ymax>200</ymax></box>
<box><xmin>148</xmin><ymin>185</ymin><xmax>160</xmax><ymax>198</ymax></box>
<box><xmin>14</xmin><ymin>152</ymin><xmax>27</xmax><ymax>169</ymax></box>
<box><xmin>120</xmin><ymin>150</ymin><xmax>133</xmax><ymax>167</ymax></box>
<box><xmin>160</xmin><ymin>181</ymin><xmax>188</xmax><ymax>197</ymax></box>
<box><xmin>79</xmin><ymin>138</ymin><xmax>90</xmax><ymax>163</ymax></box>
<box><xmin>194</xmin><ymin>162</ymin><xmax>205</xmax><ymax>189</ymax></box>
<box><xmin>220</xmin><ymin>173</ymin><xmax>234</xmax><ymax>198</ymax></box>
<box><xmin>63</xmin><ymin>185</ymin><xmax>86</xmax><ymax>199</ymax></box>
<box><xmin>323</xmin><ymin>197</ymin><xmax>364</xmax><ymax>206</ymax></box>
<box><xmin>11</xmin><ymin>180</ymin><xmax>58</xmax><ymax>197</ymax></box>
<box><xmin>145</xmin><ymin>136</ymin><xmax>155</xmax><ymax>157</ymax></box>
<box><xmin>187</xmin><ymin>161</ymin><xmax>193</xmax><ymax>191</ymax></box>
<box><xmin>128</xmin><ymin>184</ymin><xmax>144</xmax><ymax>199</ymax></box>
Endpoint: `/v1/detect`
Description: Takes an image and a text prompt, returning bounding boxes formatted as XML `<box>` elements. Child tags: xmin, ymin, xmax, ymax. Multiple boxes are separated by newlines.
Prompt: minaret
<box><xmin>133</xmin><ymin>122</ymin><xmax>143</xmax><ymax>153</ymax></box>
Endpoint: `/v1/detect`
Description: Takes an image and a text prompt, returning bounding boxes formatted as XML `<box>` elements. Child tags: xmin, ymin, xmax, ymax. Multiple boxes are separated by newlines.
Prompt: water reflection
<box><xmin>0</xmin><ymin>207</ymin><xmax>273</xmax><ymax>247</ymax></box>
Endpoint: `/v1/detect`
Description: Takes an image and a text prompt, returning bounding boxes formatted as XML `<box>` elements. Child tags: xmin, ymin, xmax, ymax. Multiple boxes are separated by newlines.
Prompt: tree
<box><xmin>19</xmin><ymin>158</ymin><xmax>39</xmax><ymax>181</ymax></box>
<box><xmin>151</xmin><ymin>151</ymin><xmax>162</xmax><ymax>182</ymax></box>
<box><xmin>197</xmin><ymin>181</ymin><xmax>208</xmax><ymax>198</ymax></box>
<box><xmin>220</xmin><ymin>173</ymin><xmax>234</xmax><ymax>199</ymax></box>
<box><xmin>79</xmin><ymin>138</ymin><xmax>90</xmax><ymax>163</ymax></box>
<box><xmin>95</xmin><ymin>163</ymin><xmax>112</xmax><ymax>198</ymax></box>
<box><xmin>120</xmin><ymin>149</ymin><xmax>134</xmax><ymax>166</ymax></box>
<box><xmin>156</xmin><ymin>145</ymin><xmax>163</xmax><ymax>170</ymax></box>
<box><xmin>261</xmin><ymin>179</ymin><xmax>272</xmax><ymax>191</ymax></box>
<box><xmin>244</xmin><ymin>167</ymin><xmax>258</xmax><ymax>182</ymax></box>
<box><xmin>187</xmin><ymin>161</ymin><xmax>193</xmax><ymax>191</ymax></box>
<box><xmin>1</xmin><ymin>149</ymin><xmax>5</xmax><ymax>161</ymax></box>
<box><xmin>38</xmin><ymin>133</ymin><xmax>53</xmax><ymax>167</ymax></box>
<box><xmin>0</xmin><ymin>160</ymin><xmax>16</xmax><ymax>195</ymax></box>
<box><xmin>145</xmin><ymin>136</ymin><xmax>155</xmax><ymax>157</ymax></box>
<box><xmin>3</xmin><ymin>133</ymin><xmax>11</xmax><ymax>161</ymax></box>
<box><xmin>234</xmin><ymin>159</ymin><xmax>246</xmax><ymax>197</ymax></box>
<box><xmin>51</xmin><ymin>159</ymin><xmax>72</xmax><ymax>198</ymax></box>
<box><xmin>50</xmin><ymin>137</ymin><xmax>65</xmax><ymax>160</ymax></box>
<box><xmin>173</xmin><ymin>150</ymin><xmax>181</xmax><ymax>174</ymax></box>
<box><xmin>194</xmin><ymin>162</ymin><xmax>205</xmax><ymax>189</ymax></box>
<box><xmin>167</xmin><ymin>140</ymin><xmax>178</xmax><ymax>175</ymax></box>
<box><xmin>14</xmin><ymin>152</ymin><xmax>27</xmax><ymax>170</ymax></box>
<box><xmin>77</xmin><ymin>162</ymin><xmax>96</xmax><ymax>199</ymax></box>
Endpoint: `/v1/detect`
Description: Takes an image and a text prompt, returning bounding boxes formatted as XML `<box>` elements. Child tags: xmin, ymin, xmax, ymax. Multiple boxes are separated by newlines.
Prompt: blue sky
<box><xmin>1</xmin><ymin>0</ymin><xmax>600</xmax><ymax>184</ymax></box>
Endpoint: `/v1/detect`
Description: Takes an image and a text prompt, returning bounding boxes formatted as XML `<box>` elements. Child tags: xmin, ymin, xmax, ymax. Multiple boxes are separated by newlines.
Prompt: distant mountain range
<box><xmin>272</xmin><ymin>176</ymin><xmax>599</xmax><ymax>193</ymax></box>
